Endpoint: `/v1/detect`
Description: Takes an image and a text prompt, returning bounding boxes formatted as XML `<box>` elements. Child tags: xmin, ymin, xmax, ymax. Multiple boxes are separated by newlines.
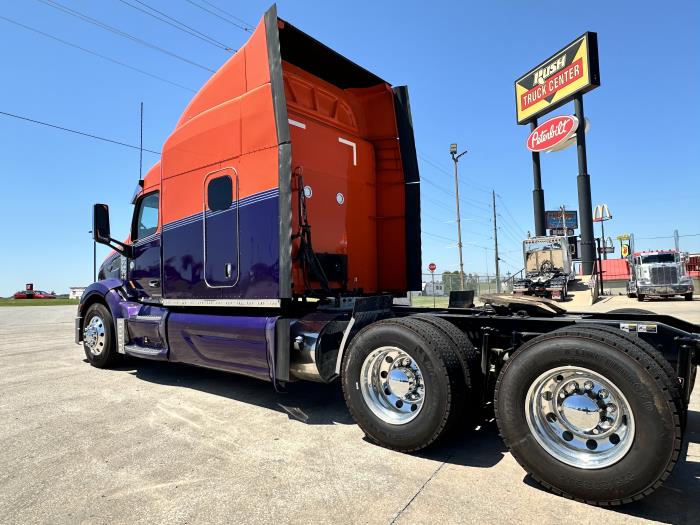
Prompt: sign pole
<box><xmin>428</xmin><ymin>262</ymin><xmax>437</xmax><ymax>308</ymax></box>
<box><xmin>574</xmin><ymin>95</ymin><xmax>595</xmax><ymax>275</ymax></box>
<box><xmin>530</xmin><ymin>118</ymin><xmax>546</xmax><ymax>236</ymax></box>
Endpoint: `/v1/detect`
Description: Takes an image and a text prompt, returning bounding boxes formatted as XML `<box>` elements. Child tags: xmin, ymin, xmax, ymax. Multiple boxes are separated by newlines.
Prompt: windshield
<box><xmin>641</xmin><ymin>253</ymin><xmax>676</xmax><ymax>264</ymax></box>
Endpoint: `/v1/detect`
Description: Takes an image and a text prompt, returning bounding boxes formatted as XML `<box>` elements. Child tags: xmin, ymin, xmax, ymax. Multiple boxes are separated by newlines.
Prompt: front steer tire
<box><xmin>341</xmin><ymin>317</ymin><xmax>466</xmax><ymax>452</ymax></box>
<box><xmin>82</xmin><ymin>303</ymin><xmax>120</xmax><ymax>369</ymax></box>
<box><xmin>495</xmin><ymin>327</ymin><xmax>681</xmax><ymax>505</ymax></box>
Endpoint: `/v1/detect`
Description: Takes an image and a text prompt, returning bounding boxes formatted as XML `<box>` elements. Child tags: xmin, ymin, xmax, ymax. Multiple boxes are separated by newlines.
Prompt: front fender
<box><xmin>76</xmin><ymin>279</ymin><xmax>141</xmax><ymax>343</ymax></box>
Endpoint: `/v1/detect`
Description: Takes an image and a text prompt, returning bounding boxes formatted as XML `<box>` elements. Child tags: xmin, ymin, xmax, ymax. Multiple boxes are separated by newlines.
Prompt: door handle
<box><xmin>148</xmin><ymin>280</ymin><xmax>160</xmax><ymax>288</ymax></box>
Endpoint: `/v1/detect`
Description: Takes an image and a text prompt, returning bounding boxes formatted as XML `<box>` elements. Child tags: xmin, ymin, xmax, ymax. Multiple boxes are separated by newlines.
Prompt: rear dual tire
<box><xmin>341</xmin><ymin>317</ymin><xmax>469</xmax><ymax>452</ymax></box>
<box><xmin>495</xmin><ymin>326</ymin><xmax>681</xmax><ymax>505</ymax></box>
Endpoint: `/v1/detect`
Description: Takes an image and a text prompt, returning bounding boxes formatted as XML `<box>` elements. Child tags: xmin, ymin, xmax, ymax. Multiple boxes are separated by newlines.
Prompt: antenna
<box><xmin>139</xmin><ymin>102</ymin><xmax>144</xmax><ymax>180</ymax></box>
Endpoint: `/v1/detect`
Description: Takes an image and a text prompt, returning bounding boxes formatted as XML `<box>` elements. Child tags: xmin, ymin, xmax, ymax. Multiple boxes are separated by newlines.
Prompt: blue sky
<box><xmin>1</xmin><ymin>0</ymin><xmax>698</xmax><ymax>295</ymax></box>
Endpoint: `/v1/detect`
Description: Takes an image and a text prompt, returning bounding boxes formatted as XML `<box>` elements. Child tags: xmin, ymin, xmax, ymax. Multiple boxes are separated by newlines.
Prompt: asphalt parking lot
<box><xmin>1</xmin><ymin>303</ymin><xmax>698</xmax><ymax>524</ymax></box>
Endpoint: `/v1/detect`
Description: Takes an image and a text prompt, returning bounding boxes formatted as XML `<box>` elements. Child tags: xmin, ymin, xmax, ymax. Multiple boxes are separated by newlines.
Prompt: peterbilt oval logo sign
<box><xmin>526</xmin><ymin>115</ymin><xmax>579</xmax><ymax>152</ymax></box>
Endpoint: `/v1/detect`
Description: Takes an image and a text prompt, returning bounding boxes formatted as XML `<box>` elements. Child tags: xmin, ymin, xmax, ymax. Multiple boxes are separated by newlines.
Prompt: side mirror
<box><xmin>92</xmin><ymin>203</ymin><xmax>132</xmax><ymax>258</ymax></box>
<box><xmin>93</xmin><ymin>204</ymin><xmax>111</xmax><ymax>243</ymax></box>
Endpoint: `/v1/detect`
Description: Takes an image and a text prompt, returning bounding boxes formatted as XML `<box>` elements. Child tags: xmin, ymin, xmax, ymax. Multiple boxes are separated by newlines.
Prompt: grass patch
<box><xmin>0</xmin><ymin>298</ymin><xmax>80</xmax><ymax>307</ymax></box>
<box><xmin>410</xmin><ymin>295</ymin><xmax>450</xmax><ymax>308</ymax></box>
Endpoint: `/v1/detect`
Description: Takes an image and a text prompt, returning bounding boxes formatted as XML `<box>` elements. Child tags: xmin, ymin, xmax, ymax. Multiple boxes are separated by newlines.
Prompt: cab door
<box><xmin>130</xmin><ymin>191</ymin><xmax>162</xmax><ymax>300</ymax></box>
<box><xmin>204</xmin><ymin>168</ymin><xmax>239</xmax><ymax>289</ymax></box>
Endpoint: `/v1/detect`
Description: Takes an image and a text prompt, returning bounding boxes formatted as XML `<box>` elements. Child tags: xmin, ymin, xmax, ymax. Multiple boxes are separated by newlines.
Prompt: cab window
<box><xmin>133</xmin><ymin>192</ymin><xmax>159</xmax><ymax>240</ymax></box>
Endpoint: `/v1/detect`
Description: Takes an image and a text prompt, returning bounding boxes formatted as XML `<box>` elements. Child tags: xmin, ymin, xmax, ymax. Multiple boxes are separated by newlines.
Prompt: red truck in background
<box><xmin>76</xmin><ymin>4</ymin><xmax>698</xmax><ymax>506</ymax></box>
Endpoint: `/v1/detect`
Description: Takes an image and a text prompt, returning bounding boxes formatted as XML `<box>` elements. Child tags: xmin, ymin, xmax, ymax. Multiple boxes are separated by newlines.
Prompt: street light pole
<box><xmin>450</xmin><ymin>143</ymin><xmax>467</xmax><ymax>291</ymax></box>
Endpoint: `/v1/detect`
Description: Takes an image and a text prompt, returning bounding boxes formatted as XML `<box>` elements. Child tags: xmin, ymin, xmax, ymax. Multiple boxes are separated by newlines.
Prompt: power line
<box><xmin>636</xmin><ymin>233</ymin><xmax>700</xmax><ymax>240</ymax></box>
<box><xmin>197</xmin><ymin>0</ymin><xmax>255</xmax><ymax>29</ymax></box>
<box><xmin>118</xmin><ymin>0</ymin><xmax>236</xmax><ymax>52</ymax></box>
<box><xmin>498</xmin><ymin>224</ymin><xmax>522</xmax><ymax>246</ymax></box>
<box><xmin>0</xmin><ymin>15</ymin><xmax>197</xmax><ymax>93</ymax></box>
<box><xmin>184</xmin><ymin>0</ymin><xmax>253</xmax><ymax>32</ymax></box>
<box><xmin>496</xmin><ymin>194</ymin><xmax>528</xmax><ymax>238</ymax></box>
<box><xmin>420</xmin><ymin>176</ymin><xmax>491</xmax><ymax>212</ymax></box>
<box><xmin>498</xmin><ymin>215</ymin><xmax>525</xmax><ymax>244</ymax></box>
<box><xmin>0</xmin><ymin>110</ymin><xmax>161</xmax><ymax>154</ymax></box>
<box><xmin>418</xmin><ymin>152</ymin><xmax>491</xmax><ymax>194</ymax></box>
<box><xmin>36</xmin><ymin>0</ymin><xmax>216</xmax><ymax>72</ymax></box>
<box><xmin>422</xmin><ymin>230</ymin><xmax>455</xmax><ymax>243</ymax></box>
<box><xmin>420</xmin><ymin>192</ymin><xmax>491</xmax><ymax>225</ymax></box>
<box><xmin>421</xmin><ymin>210</ymin><xmax>454</xmax><ymax>223</ymax></box>
<box><xmin>422</xmin><ymin>230</ymin><xmax>491</xmax><ymax>251</ymax></box>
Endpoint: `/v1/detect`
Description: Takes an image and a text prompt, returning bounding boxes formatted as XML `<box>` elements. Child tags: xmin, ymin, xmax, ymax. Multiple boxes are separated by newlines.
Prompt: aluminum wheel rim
<box><xmin>360</xmin><ymin>346</ymin><xmax>425</xmax><ymax>424</ymax></box>
<box><xmin>525</xmin><ymin>366</ymin><xmax>635</xmax><ymax>469</ymax></box>
<box><xmin>84</xmin><ymin>315</ymin><xmax>106</xmax><ymax>356</ymax></box>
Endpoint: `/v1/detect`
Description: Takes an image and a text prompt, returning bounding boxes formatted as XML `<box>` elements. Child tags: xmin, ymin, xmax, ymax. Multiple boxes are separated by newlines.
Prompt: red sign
<box><xmin>527</xmin><ymin>115</ymin><xmax>579</xmax><ymax>152</ymax></box>
<box><xmin>428</xmin><ymin>263</ymin><xmax>437</xmax><ymax>273</ymax></box>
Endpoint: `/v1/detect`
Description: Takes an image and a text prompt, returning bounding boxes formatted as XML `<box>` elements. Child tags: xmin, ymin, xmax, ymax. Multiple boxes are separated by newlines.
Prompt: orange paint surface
<box><xmin>134</xmin><ymin>9</ymin><xmax>415</xmax><ymax>296</ymax></box>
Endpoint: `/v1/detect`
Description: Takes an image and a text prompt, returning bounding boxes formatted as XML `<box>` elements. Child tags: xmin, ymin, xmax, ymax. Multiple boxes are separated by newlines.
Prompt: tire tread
<box><xmin>494</xmin><ymin>326</ymin><xmax>682</xmax><ymax>506</ymax></box>
<box><xmin>341</xmin><ymin>317</ymin><xmax>466</xmax><ymax>452</ymax></box>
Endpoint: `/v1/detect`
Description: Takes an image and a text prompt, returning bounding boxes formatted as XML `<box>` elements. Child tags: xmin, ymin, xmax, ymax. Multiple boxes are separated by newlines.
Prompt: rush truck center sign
<box><xmin>515</xmin><ymin>32</ymin><xmax>600</xmax><ymax>124</ymax></box>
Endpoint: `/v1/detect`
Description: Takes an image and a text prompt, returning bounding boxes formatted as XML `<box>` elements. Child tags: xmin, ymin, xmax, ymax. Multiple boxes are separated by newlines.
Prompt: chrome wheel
<box><xmin>525</xmin><ymin>366</ymin><xmax>635</xmax><ymax>469</ymax></box>
<box><xmin>84</xmin><ymin>315</ymin><xmax>106</xmax><ymax>356</ymax></box>
<box><xmin>360</xmin><ymin>346</ymin><xmax>425</xmax><ymax>424</ymax></box>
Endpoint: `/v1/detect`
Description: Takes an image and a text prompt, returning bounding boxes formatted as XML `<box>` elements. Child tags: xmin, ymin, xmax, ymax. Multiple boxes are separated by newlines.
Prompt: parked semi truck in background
<box><xmin>76</xmin><ymin>5</ymin><xmax>698</xmax><ymax>506</ymax></box>
<box><xmin>628</xmin><ymin>250</ymin><xmax>694</xmax><ymax>301</ymax></box>
<box><xmin>512</xmin><ymin>236</ymin><xmax>572</xmax><ymax>301</ymax></box>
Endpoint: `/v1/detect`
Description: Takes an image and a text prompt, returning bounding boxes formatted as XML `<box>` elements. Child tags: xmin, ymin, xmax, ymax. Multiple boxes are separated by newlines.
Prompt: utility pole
<box><xmin>492</xmin><ymin>191</ymin><xmax>501</xmax><ymax>292</ymax></box>
<box><xmin>450</xmin><ymin>143</ymin><xmax>468</xmax><ymax>291</ymax></box>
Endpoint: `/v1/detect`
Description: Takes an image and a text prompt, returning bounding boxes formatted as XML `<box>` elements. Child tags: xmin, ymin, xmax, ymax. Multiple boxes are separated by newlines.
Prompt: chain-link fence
<box><xmin>412</xmin><ymin>271</ymin><xmax>512</xmax><ymax>308</ymax></box>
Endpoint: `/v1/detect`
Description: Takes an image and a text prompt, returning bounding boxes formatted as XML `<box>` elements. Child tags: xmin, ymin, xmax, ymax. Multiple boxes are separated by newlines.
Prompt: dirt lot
<box><xmin>0</xmin><ymin>304</ymin><xmax>698</xmax><ymax>524</ymax></box>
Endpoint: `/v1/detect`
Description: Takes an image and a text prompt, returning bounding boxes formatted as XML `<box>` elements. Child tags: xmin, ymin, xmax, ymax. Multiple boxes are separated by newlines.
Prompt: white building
<box><xmin>69</xmin><ymin>286</ymin><xmax>86</xmax><ymax>300</ymax></box>
<box><xmin>423</xmin><ymin>281</ymin><xmax>444</xmax><ymax>296</ymax></box>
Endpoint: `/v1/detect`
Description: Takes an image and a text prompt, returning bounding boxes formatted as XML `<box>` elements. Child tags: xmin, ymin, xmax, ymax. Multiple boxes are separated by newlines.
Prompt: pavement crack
<box><xmin>389</xmin><ymin>458</ymin><xmax>449</xmax><ymax>524</ymax></box>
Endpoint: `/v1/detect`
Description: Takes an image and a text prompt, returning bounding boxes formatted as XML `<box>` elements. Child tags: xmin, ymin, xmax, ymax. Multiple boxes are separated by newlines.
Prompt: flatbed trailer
<box><xmin>76</xmin><ymin>5</ymin><xmax>699</xmax><ymax>506</ymax></box>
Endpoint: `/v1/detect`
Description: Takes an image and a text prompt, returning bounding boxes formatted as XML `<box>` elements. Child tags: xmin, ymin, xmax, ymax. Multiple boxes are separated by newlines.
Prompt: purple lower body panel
<box><xmin>162</xmin><ymin>189</ymin><xmax>280</xmax><ymax>300</ymax></box>
<box><xmin>168</xmin><ymin>312</ymin><xmax>277</xmax><ymax>381</ymax></box>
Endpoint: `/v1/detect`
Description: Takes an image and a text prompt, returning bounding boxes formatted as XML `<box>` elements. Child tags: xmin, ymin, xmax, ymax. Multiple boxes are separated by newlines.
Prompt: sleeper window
<box><xmin>208</xmin><ymin>175</ymin><xmax>233</xmax><ymax>211</ymax></box>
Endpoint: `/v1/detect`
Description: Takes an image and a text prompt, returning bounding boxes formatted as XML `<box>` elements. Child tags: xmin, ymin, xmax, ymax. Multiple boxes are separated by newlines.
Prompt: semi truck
<box><xmin>512</xmin><ymin>236</ymin><xmax>572</xmax><ymax>301</ymax></box>
<box><xmin>76</xmin><ymin>5</ymin><xmax>699</xmax><ymax>506</ymax></box>
<box><xmin>628</xmin><ymin>250</ymin><xmax>694</xmax><ymax>301</ymax></box>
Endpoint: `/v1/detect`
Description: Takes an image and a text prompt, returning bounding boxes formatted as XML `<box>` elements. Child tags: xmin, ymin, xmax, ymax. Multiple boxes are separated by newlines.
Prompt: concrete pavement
<box><xmin>0</xmin><ymin>305</ymin><xmax>698</xmax><ymax>524</ymax></box>
<box><xmin>570</xmin><ymin>294</ymin><xmax>700</xmax><ymax>324</ymax></box>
